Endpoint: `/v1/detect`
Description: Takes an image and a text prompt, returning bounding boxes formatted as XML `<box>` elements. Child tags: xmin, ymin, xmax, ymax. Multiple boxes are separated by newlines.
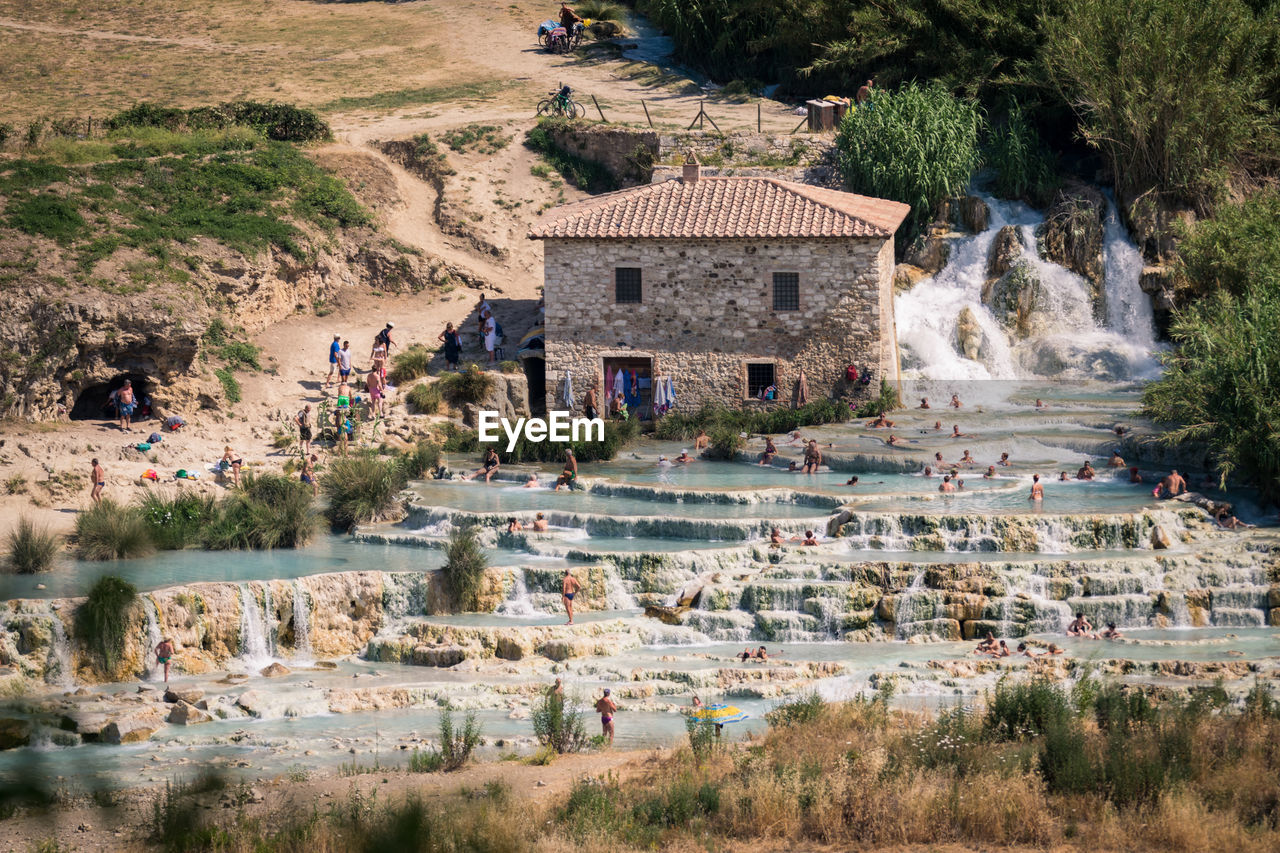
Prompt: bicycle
<box><xmin>537</xmin><ymin>88</ymin><xmax>586</xmax><ymax>119</ymax></box>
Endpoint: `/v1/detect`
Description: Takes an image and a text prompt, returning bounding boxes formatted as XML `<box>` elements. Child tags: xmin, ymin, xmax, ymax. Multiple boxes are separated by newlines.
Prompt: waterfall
<box><xmin>239</xmin><ymin>584</ymin><xmax>271</xmax><ymax>666</ymax></box>
<box><xmin>143</xmin><ymin>597</ymin><xmax>163</xmax><ymax>681</ymax></box>
<box><xmin>291</xmin><ymin>581</ymin><xmax>313</xmax><ymax>663</ymax></box>
<box><xmin>45</xmin><ymin>610</ymin><xmax>74</xmax><ymax>687</ymax></box>
<box><xmin>604</xmin><ymin>567</ymin><xmax>637</xmax><ymax>611</ymax></box>
<box><xmin>895</xmin><ymin>192</ymin><xmax>1160</xmax><ymax>381</ymax></box>
<box><xmin>263</xmin><ymin>585</ymin><xmax>277</xmax><ymax>657</ymax></box>
<box><xmin>497</xmin><ymin>568</ymin><xmax>537</xmax><ymax>617</ymax></box>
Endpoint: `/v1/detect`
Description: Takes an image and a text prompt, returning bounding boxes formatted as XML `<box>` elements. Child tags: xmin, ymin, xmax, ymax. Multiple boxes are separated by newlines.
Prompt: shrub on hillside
<box><xmin>321</xmin><ymin>454</ymin><xmax>408</xmax><ymax>531</ymax></box>
<box><xmin>399</xmin><ymin>440</ymin><xmax>443</xmax><ymax>479</ymax></box>
<box><xmin>986</xmin><ymin>100</ymin><xmax>1060</xmax><ymax>206</ymax></box>
<box><xmin>406</xmin><ymin>382</ymin><xmax>443</xmax><ymax>414</ymax></box>
<box><xmin>138</xmin><ymin>490</ymin><xmax>216</xmax><ymax>550</ymax></box>
<box><xmin>388</xmin><ymin>344</ymin><xmax>434</xmax><ymax>385</ymax></box>
<box><xmin>106</xmin><ymin>101</ymin><xmax>330</xmax><ymax>142</ymax></box>
<box><xmin>439</xmin><ymin>364</ymin><xmax>493</xmax><ymax>405</ymax></box>
<box><xmin>442</xmin><ymin>525</ymin><xmax>487</xmax><ymax>611</ymax></box>
<box><xmin>202</xmin><ymin>474</ymin><xmax>316</xmax><ymax>550</ymax></box>
<box><xmin>654</xmin><ymin>398</ymin><xmax>853</xmax><ymax>441</ymax></box>
<box><xmin>532</xmin><ymin>690</ymin><xmax>589</xmax><ymax>754</ymax></box>
<box><xmin>437</xmin><ymin>703</ymin><xmax>482</xmax><ymax>772</ymax></box>
<box><xmin>76</xmin><ymin>575</ymin><xmax>138</xmax><ymax>674</ymax></box>
<box><xmin>74</xmin><ymin>499</ymin><xmax>154</xmax><ymax>560</ymax></box>
<box><xmin>836</xmin><ymin>82</ymin><xmax>984</xmax><ymax>247</ymax></box>
<box><xmin>4</xmin><ymin>517</ymin><xmax>60</xmax><ymax>574</ymax></box>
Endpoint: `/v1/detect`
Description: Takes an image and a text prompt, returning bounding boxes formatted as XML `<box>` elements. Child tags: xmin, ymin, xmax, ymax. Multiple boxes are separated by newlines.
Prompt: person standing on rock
<box><xmin>90</xmin><ymin>457</ymin><xmax>105</xmax><ymax>504</ymax></box>
<box><xmin>595</xmin><ymin>688</ymin><xmax>617</xmax><ymax>745</ymax></box>
<box><xmin>439</xmin><ymin>322</ymin><xmax>462</xmax><ymax>371</ymax></box>
<box><xmin>295</xmin><ymin>404</ymin><xmax>313</xmax><ymax>457</ymax></box>
<box><xmin>366</xmin><ymin>369</ymin><xmax>385</xmax><ymax>418</ymax></box>
<box><xmin>116</xmin><ymin>379</ymin><xmax>136</xmax><ymax>432</ymax></box>
<box><xmin>325</xmin><ymin>333</ymin><xmax>341</xmax><ymax>388</ymax></box>
<box><xmin>562</xmin><ymin>568</ymin><xmax>581</xmax><ymax>624</ymax></box>
<box><xmin>483</xmin><ymin>316</ymin><xmax>497</xmax><ymax>364</ymax></box>
<box><xmin>155</xmin><ymin>637</ymin><xmax>174</xmax><ymax>683</ymax></box>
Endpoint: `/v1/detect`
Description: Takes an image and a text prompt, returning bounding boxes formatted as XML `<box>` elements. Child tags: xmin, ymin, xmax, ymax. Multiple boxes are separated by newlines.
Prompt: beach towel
<box><xmin>613</xmin><ymin>367</ymin><xmax>625</xmax><ymax>398</ymax></box>
<box><xmin>562</xmin><ymin>370</ymin><xmax>575</xmax><ymax>410</ymax></box>
<box><xmin>653</xmin><ymin>377</ymin><xmax>667</xmax><ymax>412</ymax></box>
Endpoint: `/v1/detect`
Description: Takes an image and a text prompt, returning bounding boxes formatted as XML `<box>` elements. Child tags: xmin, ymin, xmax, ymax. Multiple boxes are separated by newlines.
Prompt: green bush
<box><xmin>202</xmin><ymin>474</ymin><xmax>316</xmax><ymax>550</ymax></box>
<box><xmin>440</xmin><ymin>422</ymin><xmax>480</xmax><ymax>454</ymax></box>
<box><xmin>685</xmin><ymin>716</ymin><xmax>720</xmax><ymax>764</ymax></box>
<box><xmin>986</xmin><ymin>100</ymin><xmax>1060</xmax><ymax>206</ymax></box>
<box><xmin>407</xmin><ymin>747</ymin><xmax>443</xmax><ymax>773</ymax></box>
<box><xmin>1143</xmin><ymin>289</ymin><xmax>1280</xmax><ymax>498</ymax></box>
<box><xmin>214</xmin><ymin>367</ymin><xmax>241</xmax><ymax>403</ymax></box>
<box><xmin>654</xmin><ymin>398</ymin><xmax>853</xmax><ymax>441</ymax></box>
<box><xmin>399</xmin><ymin>441</ymin><xmax>442</xmax><ymax>479</ymax></box>
<box><xmin>217</xmin><ymin>341</ymin><xmax>261</xmax><ymax>371</ymax></box>
<box><xmin>1175</xmin><ymin>188</ymin><xmax>1280</xmax><ymax>300</ymax></box>
<box><xmin>106</xmin><ymin>101</ymin><xmax>330</xmax><ymax>143</ymax></box>
<box><xmin>765</xmin><ymin>691</ymin><xmax>826</xmax><ymax>727</ymax></box>
<box><xmin>442</xmin><ymin>525</ymin><xmax>487</xmax><ymax>611</ymax></box>
<box><xmin>388</xmin><ymin>344</ymin><xmax>434</xmax><ymax>385</ymax></box>
<box><xmin>498</xmin><ymin>360</ymin><xmax>522</xmax><ymax>375</ymax></box>
<box><xmin>836</xmin><ymin>83</ymin><xmax>984</xmax><ymax>247</ymax></box>
<box><xmin>576</xmin><ymin>0</ymin><xmax>625</xmax><ymax>22</ymax></box>
<box><xmin>532</xmin><ymin>690</ymin><xmax>589</xmax><ymax>754</ymax></box>
<box><xmin>7</xmin><ymin>194</ymin><xmax>87</xmax><ymax>242</ymax></box>
<box><xmin>138</xmin><ymin>490</ymin><xmax>216</xmax><ymax>550</ymax></box>
<box><xmin>983</xmin><ymin>676</ymin><xmax>1074</xmax><ymax>740</ymax></box>
<box><xmin>437</xmin><ymin>703</ymin><xmax>481</xmax><ymax>772</ymax></box>
<box><xmin>73</xmin><ymin>499</ymin><xmax>155</xmax><ymax>560</ymax></box>
<box><xmin>76</xmin><ymin>575</ymin><xmax>138</xmax><ymax>674</ymax></box>
<box><xmin>439</xmin><ymin>364</ymin><xmax>493</xmax><ymax>405</ymax></box>
<box><xmin>852</xmin><ymin>379</ymin><xmax>902</xmax><ymax>418</ymax></box>
<box><xmin>704</xmin><ymin>425</ymin><xmax>744</xmax><ymax>461</ymax></box>
<box><xmin>321</xmin><ymin>454</ymin><xmax>408</xmax><ymax>531</ymax></box>
<box><xmin>406</xmin><ymin>382</ymin><xmax>442</xmax><ymax>414</ymax></box>
<box><xmin>1042</xmin><ymin>0</ymin><xmax>1279</xmax><ymax>206</ymax></box>
<box><xmin>4</xmin><ymin>517</ymin><xmax>60</xmax><ymax>574</ymax></box>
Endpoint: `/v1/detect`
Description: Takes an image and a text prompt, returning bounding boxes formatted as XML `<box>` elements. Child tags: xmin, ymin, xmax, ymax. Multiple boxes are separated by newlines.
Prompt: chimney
<box><xmin>682</xmin><ymin>149</ymin><xmax>701</xmax><ymax>184</ymax></box>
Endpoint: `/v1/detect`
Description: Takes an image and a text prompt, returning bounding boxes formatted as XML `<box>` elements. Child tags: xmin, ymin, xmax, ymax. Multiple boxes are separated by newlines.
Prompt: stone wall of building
<box><xmin>543</xmin><ymin>237</ymin><xmax>896</xmax><ymax>413</ymax></box>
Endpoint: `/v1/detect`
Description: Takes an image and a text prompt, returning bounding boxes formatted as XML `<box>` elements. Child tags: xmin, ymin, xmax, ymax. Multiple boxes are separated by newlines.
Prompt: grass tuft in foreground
<box><xmin>73</xmin><ymin>499</ymin><xmax>155</xmax><ymax>561</ymax></box>
<box><xmin>4</xmin><ymin>517</ymin><xmax>60</xmax><ymax>574</ymax></box>
<box><xmin>321</xmin><ymin>453</ymin><xmax>408</xmax><ymax>531</ymax></box>
<box><xmin>75</xmin><ymin>575</ymin><xmax>138</xmax><ymax>675</ymax></box>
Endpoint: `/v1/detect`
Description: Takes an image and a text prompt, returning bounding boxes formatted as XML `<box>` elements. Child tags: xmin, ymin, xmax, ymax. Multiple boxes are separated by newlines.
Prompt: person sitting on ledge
<box><xmin>987</xmin><ymin>640</ymin><xmax>1010</xmax><ymax>658</ymax></box>
<box><xmin>471</xmin><ymin>447</ymin><xmax>500</xmax><ymax>482</ymax></box>
<box><xmin>974</xmin><ymin>631</ymin><xmax>997</xmax><ymax>654</ymax></box>
<box><xmin>1067</xmin><ymin>612</ymin><xmax>1095</xmax><ymax>637</ymax></box>
<box><xmin>919</xmin><ymin>397</ymin><xmax>930</xmax><ymax>409</ymax></box>
<box><xmin>801</xmin><ymin>530</ymin><xmax>819</xmax><ymax>546</ymax></box>
<box><xmin>533</xmin><ymin>512</ymin><xmax>549</xmax><ymax>532</ymax></box>
<box><xmin>1100</xmin><ymin>622</ymin><xmax>1124</xmax><ymax>640</ymax></box>
<box><xmin>758</xmin><ymin>437</ymin><xmax>778</xmax><ymax>465</ymax></box>
<box><xmin>507</xmin><ymin>517</ymin><xmax>523</xmax><ymax>533</ymax></box>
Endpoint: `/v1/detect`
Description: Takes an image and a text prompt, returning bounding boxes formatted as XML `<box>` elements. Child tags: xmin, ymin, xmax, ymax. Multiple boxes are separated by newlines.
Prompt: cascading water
<box><xmin>291</xmin><ymin>581</ymin><xmax>313</xmax><ymax>663</ymax></box>
<box><xmin>896</xmin><ymin>192</ymin><xmax>1161</xmax><ymax>382</ymax></box>
<box><xmin>143</xmin><ymin>597</ymin><xmax>163</xmax><ymax>681</ymax></box>
<box><xmin>497</xmin><ymin>568</ymin><xmax>538</xmax><ymax>616</ymax></box>
<box><xmin>604</xmin><ymin>567</ymin><xmax>638</xmax><ymax>611</ymax></box>
<box><xmin>45</xmin><ymin>610</ymin><xmax>74</xmax><ymax>687</ymax></box>
<box><xmin>239</xmin><ymin>584</ymin><xmax>271</xmax><ymax>667</ymax></box>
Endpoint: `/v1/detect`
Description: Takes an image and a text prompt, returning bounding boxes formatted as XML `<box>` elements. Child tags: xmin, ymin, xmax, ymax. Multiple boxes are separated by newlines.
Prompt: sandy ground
<box><xmin>0</xmin><ymin>0</ymin><xmax>816</xmax><ymax>540</ymax></box>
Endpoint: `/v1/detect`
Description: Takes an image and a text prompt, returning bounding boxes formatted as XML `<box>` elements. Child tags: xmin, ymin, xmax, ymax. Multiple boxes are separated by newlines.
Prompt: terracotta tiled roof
<box><xmin>527</xmin><ymin>176</ymin><xmax>911</xmax><ymax>240</ymax></box>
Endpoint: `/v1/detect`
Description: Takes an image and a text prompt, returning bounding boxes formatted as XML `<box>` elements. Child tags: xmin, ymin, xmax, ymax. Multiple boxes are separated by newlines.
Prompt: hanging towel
<box><xmin>613</xmin><ymin>367</ymin><xmax>625</xmax><ymax>398</ymax></box>
<box><xmin>791</xmin><ymin>369</ymin><xmax>810</xmax><ymax>409</ymax></box>
<box><xmin>666</xmin><ymin>376</ymin><xmax>676</xmax><ymax>410</ymax></box>
<box><xmin>563</xmin><ymin>370</ymin><xmax>575</xmax><ymax>410</ymax></box>
<box><xmin>653</xmin><ymin>376</ymin><xmax>666</xmax><ymax>411</ymax></box>
<box><xmin>604</xmin><ymin>367</ymin><xmax>614</xmax><ymax>397</ymax></box>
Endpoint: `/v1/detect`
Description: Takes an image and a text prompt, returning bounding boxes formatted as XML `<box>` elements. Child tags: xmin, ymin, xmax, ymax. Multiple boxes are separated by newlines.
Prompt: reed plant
<box><xmin>405</xmin><ymin>381</ymin><xmax>442</xmax><ymax>414</ymax></box>
<box><xmin>202</xmin><ymin>474</ymin><xmax>316</xmax><ymax>550</ymax></box>
<box><xmin>442</xmin><ymin>525</ymin><xmax>487</xmax><ymax>611</ymax></box>
<box><xmin>321</xmin><ymin>453</ymin><xmax>408</xmax><ymax>531</ymax></box>
<box><xmin>388</xmin><ymin>344</ymin><xmax>434</xmax><ymax>385</ymax></box>
<box><xmin>73</xmin><ymin>499</ymin><xmax>154</xmax><ymax>561</ymax></box>
<box><xmin>836</xmin><ymin>82</ymin><xmax>984</xmax><ymax>247</ymax></box>
<box><xmin>75</xmin><ymin>575</ymin><xmax>138</xmax><ymax>674</ymax></box>
<box><xmin>138</xmin><ymin>490</ymin><xmax>216</xmax><ymax>550</ymax></box>
<box><xmin>4</xmin><ymin>517</ymin><xmax>60</xmax><ymax>574</ymax></box>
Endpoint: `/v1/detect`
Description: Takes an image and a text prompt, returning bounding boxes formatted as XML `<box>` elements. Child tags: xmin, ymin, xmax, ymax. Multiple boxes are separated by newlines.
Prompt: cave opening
<box><xmin>70</xmin><ymin>373</ymin><xmax>153</xmax><ymax>421</ymax></box>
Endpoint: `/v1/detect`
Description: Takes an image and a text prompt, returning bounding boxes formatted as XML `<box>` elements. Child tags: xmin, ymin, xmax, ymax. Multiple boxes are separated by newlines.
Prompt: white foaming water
<box><xmin>497</xmin><ymin>568</ymin><xmax>538</xmax><ymax>617</ymax></box>
<box><xmin>896</xmin><ymin>192</ymin><xmax>1161</xmax><ymax>382</ymax></box>
<box><xmin>46</xmin><ymin>610</ymin><xmax>74</xmax><ymax>687</ymax></box>
<box><xmin>143</xmin><ymin>597</ymin><xmax>163</xmax><ymax>681</ymax></box>
<box><xmin>604</xmin><ymin>567</ymin><xmax>638</xmax><ymax>610</ymax></box>
<box><xmin>239</xmin><ymin>584</ymin><xmax>272</xmax><ymax>668</ymax></box>
<box><xmin>292</xmin><ymin>581</ymin><xmax>313</xmax><ymax>664</ymax></box>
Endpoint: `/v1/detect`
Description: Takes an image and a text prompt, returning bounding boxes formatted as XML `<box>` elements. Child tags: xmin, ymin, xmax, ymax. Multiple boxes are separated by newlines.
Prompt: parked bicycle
<box><xmin>537</xmin><ymin>85</ymin><xmax>586</xmax><ymax>119</ymax></box>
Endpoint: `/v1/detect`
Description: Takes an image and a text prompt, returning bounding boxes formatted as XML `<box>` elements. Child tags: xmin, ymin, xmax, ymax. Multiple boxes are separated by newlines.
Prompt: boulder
<box><xmin>951</xmin><ymin>196</ymin><xmax>990</xmax><ymax>233</ymax></box>
<box><xmin>983</xmin><ymin>261</ymin><xmax>1041</xmax><ymax>338</ymax></box>
<box><xmin>904</xmin><ymin>232</ymin><xmax>951</xmax><ymax>274</ymax></box>
<box><xmin>956</xmin><ymin>306</ymin><xmax>983</xmax><ymax>361</ymax></box>
<box><xmin>1122</xmin><ymin>190</ymin><xmax>1196</xmax><ymax>265</ymax></box>
<box><xmin>1150</xmin><ymin>525</ymin><xmax>1172</xmax><ymax>550</ymax></box>
<box><xmin>167</xmin><ymin>700</ymin><xmax>212</xmax><ymax>726</ymax></box>
<box><xmin>986</xmin><ymin>225</ymin><xmax>1024</xmax><ymax>280</ymax></box>
<box><xmin>410</xmin><ymin>645</ymin><xmax>467</xmax><ymax>668</ymax></box>
<box><xmin>102</xmin><ymin>709</ymin><xmax>165</xmax><ymax>744</ymax></box>
<box><xmin>643</xmin><ymin>605</ymin><xmax>688</xmax><ymax>626</ymax></box>
<box><xmin>893</xmin><ymin>264</ymin><xmax>929</xmax><ymax>293</ymax></box>
<box><xmin>494</xmin><ymin>635</ymin><xmax>532</xmax><ymax>661</ymax></box>
<box><xmin>163</xmin><ymin>687</ymin><xmax>205</xmax><ymax>705</ymax></box>
<box><xmin>260</xmin><ymin>662</ymin><xmax>291</xmax><ymax>678</ymax></box>
<box><xmin>236</xmin><ymin>690</ymin><xmax>268</xmax><ymax>717</ymax></box>
<box><xmin>1036</xmin><ymin>182</ymin><xmax>1106</xmax><ymax>316</ymax></box>
<box><xmin>0</xmin><ymin>718</ymin><xmax>32</xmax><ymax>750</ymax></box>
<box><xmin>589</xmin><ymin>20</ymin><xmax>623</xmax><ymax>37</ymax></box>
<box><xmin>875</xmin><ymin>595</ymin><xmax>895</xmax><ymax>622</ymax></box>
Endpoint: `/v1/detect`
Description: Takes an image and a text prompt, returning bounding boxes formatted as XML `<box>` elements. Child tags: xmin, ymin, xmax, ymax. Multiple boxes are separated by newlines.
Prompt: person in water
<box><xmin>595</xmin><ymin>689</ymin><xmax>617</xmax><ymax>745</ymax></box>
<box><xmin>694</xmin><ymin>430</ymin><xmax>709</xmax><ymax>451</ymax></box>
<box><xmin>1107</xmin><ymin>449</ymin><xmax>1126</xmax><ymax>468</ymax></box>
<box><xmin>555</xmin><ymin>448</ymin><xmax>578</xmax><ymax>490</ymax></box>
<box><xmin>1129</xmin><ymin>466</ymin><xmax>1143</xmax><ymax>484</ymax></box>
<box><xmin>769</xmin><ymin>527</ymin><xmax>784</xmax><ymax>547</ymax></box>
<box><xmin>1059</xmin><ymin>471</ymin><xmax>1070</xmax><ymax>482</ymax></box>
<box><xmin>801</xmin><ymin>530</ymin><xmax>818</xmax><ymax>546</ymax></box>
<box><xmin>562</xmin><ymin>568</ymin><xmax>581</xmax><ymax>624</ymax></box>
<box><xmin>533</xmin><ymin>512</ymin><xmax>549</xmax><ymax>532</ymax></box>
<box><xmin>939</xmin><ymin>475</ymin><xmax>956</xmax><ymax>493</ymax></box>
<box><xmin>802</xmin><ymin>440</ymin><xmax>822</xmax><ymax>474</ymax></box>
<box><xmin>1029</xmin><ymin>473</ymin><xmax>1044</xmax><ymax>502</ymax></box>
<box><xmin>472</xmin><ymin>447</ymin><xmax>500</xmax><ymax>482</ymax></box>
<box><xmin>1067</xmin><ymin>612</ymin><xmax>1094</xmax><ymax>637</ymax></box>
<box><xmin>1076</xmin><ymin>460</ymin><xmax>1096</xmax><ymax>480</ymax></box>
<box><xmin>950</xmin><ymin>394</ymin><xmax>962</xmax><ymax>408</ymax></box>
<box><xmin>155</xmin><ymin>637</ymin><xmax>175</xmax><ymax>682</ymax></box>
<box><xmin>983</xmin><ymin>465</ymin><xmax>996</xmax><ymax>479</ymax></box>
<box><xmin>845</xmin><ymin>475</ymin><xmax>860</xmax><ymax>486</ymax></box>
<box><xmin>960</xmin><ymin>449</ymin><xmax>975</xmax><ymax>466</ymax></box>
<box><xmin>919</xmin><ymin>397</ymin><xmax>930</xmax><ymax>409</ymax></box>
<box><xmin>1157</xmin><ymin>469</ymin><xmax>1186</xmax><ymax>498</ymax></box>
<box><xmin>952</xmin><ymin>425</ymin><xmax>965</xmax><ymax>438</ymax></box>
<box><xmin>1100</xmin><ymin>622</ymin><xmax>1124</xmax><ymax>640</ymax></box>
<box><xmin>759</xmin><ymin>437</ymin><xmax>777</xmax><ymax>465</ymax></box>
<box><xmin>974</xmin><ymin>631</ymin><xmax>997</xmax><ymax>654</ymax></box>
<box><xmin>507</xmin><ymin>517</ymin><xmax>523</xmax><ymax>533</ymax></box>
<box><xmin>998</xmin><ymin>452</ymin><xmax>1010</xmax><ymax>466</ymax></box>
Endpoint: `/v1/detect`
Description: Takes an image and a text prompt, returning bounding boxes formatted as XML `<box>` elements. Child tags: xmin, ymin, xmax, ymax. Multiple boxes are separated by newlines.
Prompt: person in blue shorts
<box><xmin>325</xmin><ymin>334</ymin><xmax>341</xmax><ymax>387</ymax></box>
<box><xmin>337</xmin><ymin>340</ymin><xmax>352</xmax><ymax>381</ymax></box>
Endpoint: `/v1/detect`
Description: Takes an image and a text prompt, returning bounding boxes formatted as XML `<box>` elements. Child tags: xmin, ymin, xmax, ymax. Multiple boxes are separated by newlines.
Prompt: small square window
<box><xmin>746</xmin><ymin>362</ymin><xmax>776</xmax><ymax>400</ymax></box>
<box><xmin>773</xmin><ymin>272</ymin><xmax>799</xmax><ymax>311</ymax></box>
<box><xmin>615</xmin><ymin>267</ymin><xmax>642</xmax><ymax>304</ymax></box>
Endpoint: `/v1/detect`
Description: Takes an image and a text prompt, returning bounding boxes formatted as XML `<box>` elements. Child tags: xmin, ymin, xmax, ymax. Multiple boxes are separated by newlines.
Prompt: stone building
<box><xmin>527</xmin><ymin>159</ymin><xmax>910</xmax><ymax>416</ymax></box>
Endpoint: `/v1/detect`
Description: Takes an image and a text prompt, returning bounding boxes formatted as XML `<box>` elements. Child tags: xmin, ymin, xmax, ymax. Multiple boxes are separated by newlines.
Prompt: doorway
<box><xmin>602</xmin><ymin>357</ymin><xmax>654</xmax><ymax>420</ymax></box>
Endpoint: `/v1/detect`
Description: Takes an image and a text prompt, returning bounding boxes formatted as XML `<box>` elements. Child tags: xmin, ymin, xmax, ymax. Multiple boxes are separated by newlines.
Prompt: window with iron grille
<box><xmin>615</xmin><ymin>267</ymin><xmax>642</xmax><ymax>303</ymax></box>
<box><xmin>746</xmin><ymin>362</ymin><xmax>776</xmax><ymax>399</ymax></box>
<box><xmin>773</xmin><ymin>272</ymin><xmax>799</xmax><ymax>311</ymax></box>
